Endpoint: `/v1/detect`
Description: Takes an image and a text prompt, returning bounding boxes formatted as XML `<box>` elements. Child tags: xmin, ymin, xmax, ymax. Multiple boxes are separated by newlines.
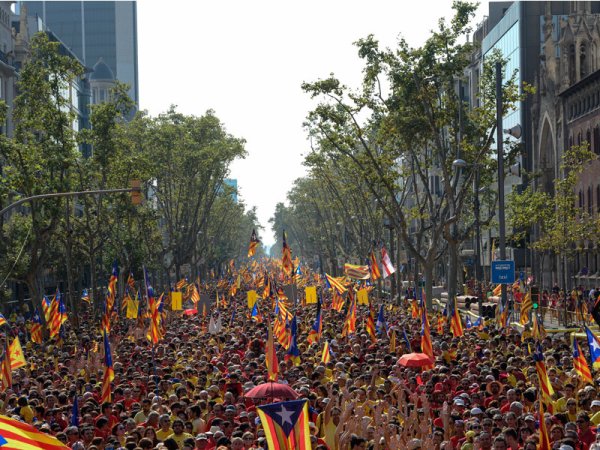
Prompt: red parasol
<box><xmin>244</xmin><ymin>382</ymin><xmax>299</xmax><ymax>401</ymax></box>
<box><xmin>397</xmin><ymin>352</ymin><xmax>434</xmax><ymax>368</ymax></box>
<box><xmin>183</xmin><ymin>309</ymin><xmax>197</xmax><ymax>316</ymax></box>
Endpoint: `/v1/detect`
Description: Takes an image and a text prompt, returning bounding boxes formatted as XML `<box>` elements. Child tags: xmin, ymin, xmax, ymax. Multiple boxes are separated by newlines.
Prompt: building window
<box><xmin>594</xmin><ymin>126</ymin><xmax>600</xmax><ymax>154</ymax></box>
<box><xmin>589</xmin><ymin>186</ymin><xmax>593</xmax><ymax>215</ymax></box>
<box><xmin>587</xmin><ymin>130</ymin><xmax>592</xmax><ymax>149</ymax></box>
<box><xmin>579</xmin><ymin>190</ymin><xmax>584</xmax><ymax>209</ymax></box>
<box><xmin>581</xmin><ymin>42</ymin><xmax>587</xmax><ymax>79</ymax></box>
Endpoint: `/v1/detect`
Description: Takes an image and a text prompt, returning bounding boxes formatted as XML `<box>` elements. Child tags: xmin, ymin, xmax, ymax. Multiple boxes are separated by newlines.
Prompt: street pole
<box><xmin>389</xmin><ymin>224</ymin><xmax>396</xmax><ymax>301</ymax></box>
<box><xmin>0</xmin><ymin>186</ymin><xmax>141</xmax><ymax>217</ymax></box>
<box><xmin>496</xmin><ymin>62</ymin><xmax>508</xmax><ymax>310</ymax></box>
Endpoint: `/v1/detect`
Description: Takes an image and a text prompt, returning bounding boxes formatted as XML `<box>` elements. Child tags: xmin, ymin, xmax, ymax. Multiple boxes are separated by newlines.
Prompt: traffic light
<box><xmin>531</xmin><ymin>285</ymin><xmax>539</xmax><ymax>309</ymax></box>
<box><xmin>130</xmin><ymin>179</ymin><xmax>142</xmax><ymax>205</ymax></box>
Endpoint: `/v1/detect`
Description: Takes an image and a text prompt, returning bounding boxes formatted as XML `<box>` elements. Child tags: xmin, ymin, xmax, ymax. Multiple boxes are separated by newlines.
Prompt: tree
<box><xmin>0</xmin><ymin>33</ymin><xmax>83</xmax><ymax>311</ymax></box>
<box><xmin>302</xmin><ymin>1</ymin><xmax>521</xmax><ymax>307</ymax></box>
<box><xmin>508</xmin><ymin>144</ymin><xmax>598</xmax><ymax>291</ymax></box>
<box><xmin>140</xmin><ymin>107</ymin><xmax>246</xmax><ymax>281</ymax></box>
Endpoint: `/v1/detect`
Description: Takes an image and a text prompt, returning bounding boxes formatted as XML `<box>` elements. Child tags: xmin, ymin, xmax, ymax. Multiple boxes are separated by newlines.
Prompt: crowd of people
<box><xmin>2</xmin><ymin>274</ymin><xmax>600</xmax><ymax>450</ymax></box>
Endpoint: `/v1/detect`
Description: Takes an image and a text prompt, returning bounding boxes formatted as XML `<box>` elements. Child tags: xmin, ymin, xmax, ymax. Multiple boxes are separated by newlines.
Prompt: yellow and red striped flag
<box><xmin>0</xmin><ymin>414</ymin><xmax>70</xmax><ymax>450</ymax></box>
<box><xmin>248</xmin><ymin>229</ymin><xmax>260</xmax><ymax>257</ymax></box>
<box><xmin>573</xmin><ymin>338</ymin><xmax>593</xmax><ymax>384</ymax></box>
<box><xmin>257</xmin><ymin>399</ymin><xmax>311</xmax><ymax>450</ymax></box>
<box><xmin>324</xmin><ymin>273</ymin><xmax>347</xmax><ymax>295</ymax></box>
<box><xmin>106</xmin><ymin>262</ymin><xmax>118</xmax><ymax>313</ymax></box>
<box><xmin>8</xmin><ymin>337</ymin><xmax>26</xmax><ymax>371</ymax></box>
<box><xmin>449</xmin><ymin>297</ymin><xmax>464</xmax><ymax>337</ymax></box>
<box><xmin>30</xmin><ymin>309</ymin><xmax>43</xmax><ymax>344</ymax></box>
<box><xmin>534</xmin><ymin>343</ymin><xmax>554</xmax><ymax>413</ymax></box>
<box><xmin>420</xmin><ymin>309</ymin><xmax>434</xmax><ymax>367</ymax></box>
<box><xmin>282</xmin><ymin>231</ymin><xmax>293</xmax><ymax>276</ymax></box>
<box><xmin>538</xmin><ymin>398</ymin><xmax>551</xmax><ymax>450</ymax></box>
<box><xmin>0</xmin><ymin>348</ymin><xmax>11</xmax><ymax>391</ymax></box>
<box><xmin>519</xmin><ymin>291</ymin><xmax>532</xmax><ymax>325</ymax></box>
<box><xmin>321</xmin><ymin>341</ymin><xmax>332</xmax><ymax>364</ymax></box>
<box><xmin>365</xmin><ymin>303</ymin><xmax>377</xmax><ymax>342</ymax></box>
<box><xmin>101</xmin><ymin>331</ymin><xmax>114</xmax><ymax>403</ymax></box>
<box><xmin>343</xmin><ymin>263</ymin><xmax>370</xmax><ymax>280</ymax></box>
<box><xmin>341</xmin><ymin>290</ymin><xmax>357</xmax><ymax>337</ymax></box>
<box><xmin>266</xmin><ymin>321</ymin><xmax>279</xmax><ymax>382</ymax></box>
<box><xmin>369</xmin><ymin>250</ymin><xmax>381</xmax><ymax>281</ymax></box>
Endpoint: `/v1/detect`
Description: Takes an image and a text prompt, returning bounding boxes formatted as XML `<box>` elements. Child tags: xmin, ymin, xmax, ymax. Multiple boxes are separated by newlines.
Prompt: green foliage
<box><xmin>0</xmin><ymin>33</ymin><xmax>257</xmax><ymax>307</ymax></box>
<box><xmin>299</xmin><ymin>2</ymin><xmax>523</xmax><ymax>303</ymax></box>
<box><xmin>508</xmin><ymin>144</ymin><xmax>598</xmax><ymax>258</ymax></box>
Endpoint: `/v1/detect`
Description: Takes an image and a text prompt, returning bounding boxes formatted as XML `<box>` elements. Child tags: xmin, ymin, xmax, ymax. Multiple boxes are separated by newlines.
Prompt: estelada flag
<box><xmin>257</xmin><ymin>399</ymin><xmax>311</xmax><ymax>450</ymax></box>
<box><xmin>0</xmin><ymin>414</ymin><xmax>70</xmax><ymax>450</ymax></box>
<box><xmin>8</xmin><ymin>337</ymin><xmax>26</xmax><ymax>370</ymax></box>
<box><xmin>248</xmin><ymin>229</ymin><xmax>260</xmax><ymax>257</ymax></box>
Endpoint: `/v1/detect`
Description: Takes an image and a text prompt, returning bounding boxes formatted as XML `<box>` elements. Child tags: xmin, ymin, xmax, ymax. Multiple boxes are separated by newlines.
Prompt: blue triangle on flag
<box><xmin>258</xmin><ymin>399</ymin><xmax>306</xmax><ymax>436</ymax></box>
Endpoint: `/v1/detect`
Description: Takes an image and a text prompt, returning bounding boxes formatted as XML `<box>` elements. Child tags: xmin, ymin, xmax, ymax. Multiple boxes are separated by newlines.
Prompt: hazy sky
<box><xmin>137</xmin><ymin>0</ymin><xmax>488</xmax><ymax>246</ymax></box>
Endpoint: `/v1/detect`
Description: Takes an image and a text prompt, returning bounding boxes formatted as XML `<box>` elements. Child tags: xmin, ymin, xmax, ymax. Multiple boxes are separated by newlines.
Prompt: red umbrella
<box><xmin>397</xmin><ymin>352</ymin><xmax>434</xmax><ymax>368</ymax></box>
<box><xmin>183</xmin><ymin>309</ymin><xmax>197</xmax><ymax>316</ymax></box>
<box><xmin>244</xmin><ymin>382</ymin><xmax>299</xmax><ymax>401</ymax></box>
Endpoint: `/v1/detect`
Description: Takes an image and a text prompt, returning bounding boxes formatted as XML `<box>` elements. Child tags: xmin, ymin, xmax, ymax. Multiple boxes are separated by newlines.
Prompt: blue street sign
<box><xmin>491</xmin><ymin>260</ymin><xmax>516</xmax><ymax>284</ymax></box>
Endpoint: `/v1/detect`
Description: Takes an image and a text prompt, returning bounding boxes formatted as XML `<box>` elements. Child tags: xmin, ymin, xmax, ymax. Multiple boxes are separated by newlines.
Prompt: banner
<box><xmin>247</xmin><ymin>290</ymin><xmax>258</xmax><ymax>309</ymax></box>
<box><xmin>305</xmin><ymin>286</ymin><xmax>317</xmax><ymax>304</ymax></box>
<box><xmin>171</xmin><ymin>291</ymin><xmax>182</xmax><ymax>311</ymax></box>
<box><xmin>357</xmin><ymin>288</ymin><xmax>369</xmax><ymax>305</ymax></box>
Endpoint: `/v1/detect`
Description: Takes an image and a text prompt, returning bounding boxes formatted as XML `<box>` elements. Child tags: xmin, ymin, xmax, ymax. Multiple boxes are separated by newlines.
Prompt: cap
<box><xmin>592</xmin><ymin>400</ymin><xmax>600</xmax><ymax>407</ymax></box>
<box><xmin>524</xmin><ymin>415</ymin><xmax>535</xmax><ymax>421</ymax></box>
<box><xmin>195</xmin><ymin>434</ymin><xmax>208</xmax><ymax>441</ymax></box>
<box><xmin>454</xmin><ymin>399</ymin><xmax>465</xmax><ymax>406</ymax></box>
<box><xmin>470</xmin><ymin>407</ymin><xmax>483</xmax><ymax>415</ymax></box>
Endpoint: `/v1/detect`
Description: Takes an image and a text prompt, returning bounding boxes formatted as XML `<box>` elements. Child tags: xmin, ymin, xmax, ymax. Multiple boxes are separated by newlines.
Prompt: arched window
<box><xmin>581</xmin><ymin>41</ymin><xmax>588</xmax><ymax>78</ymax></box>
<box><xmin>570</xmin><ymin>44</ymin><xmax>576</xmax><ymax>82</ymax></box>
<box><xmin>588</xmin><ymin>186</ymin><xmax>593</xmax><ymax>214</ymax></box>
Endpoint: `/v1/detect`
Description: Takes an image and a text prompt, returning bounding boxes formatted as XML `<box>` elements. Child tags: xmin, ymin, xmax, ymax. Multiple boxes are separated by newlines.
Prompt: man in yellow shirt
<box><xmin>167</xmin><ymin>419</ymin><xmax>193</xmax><ymax>448</ymax></box>
<box><xmin>156</xmin><ymin>414</ymin><xmax>174</xmax><ymax>441</ymax></box>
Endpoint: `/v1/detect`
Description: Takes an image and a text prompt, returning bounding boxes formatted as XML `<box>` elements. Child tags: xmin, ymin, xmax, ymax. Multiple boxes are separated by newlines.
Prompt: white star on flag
<box><xmin>276</xmin><ymin>405</ymin><xmax>294</xmax><ymax>426</ymax></box>
<box><xmin>592</xmin><ymin>337</ymin><xmax>600</xmax><ymax>353</ymax></box>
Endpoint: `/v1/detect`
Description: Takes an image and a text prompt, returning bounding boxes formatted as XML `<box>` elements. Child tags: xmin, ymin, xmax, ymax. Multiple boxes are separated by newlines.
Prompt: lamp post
<box><xmin>496</xmin><ymin>61</ymin><xmax>522</xmax><ymax>314</ymax></box>
<box><xmin>452</xmin><ymin>158</ymin><xmax>483</xmax><ymax>316</ymax></box>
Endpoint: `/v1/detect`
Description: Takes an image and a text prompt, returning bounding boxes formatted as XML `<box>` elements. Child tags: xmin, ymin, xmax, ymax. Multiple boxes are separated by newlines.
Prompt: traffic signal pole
<box><xmin>0</xmin><ymin>184</ymin><xmax>142</xmax><ymax>217</ymax></box>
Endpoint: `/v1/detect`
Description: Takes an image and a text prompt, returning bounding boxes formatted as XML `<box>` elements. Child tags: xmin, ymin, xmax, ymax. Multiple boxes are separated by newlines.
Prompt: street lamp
<box><xmin>496</xmin><ymin>61</ymin><xmax>523</xmax><ymax>314</ymax></box>
<box><xmin>453</xmin><ymin>158</ymin><xmax>483</xmax><ymax>316</ymax></box>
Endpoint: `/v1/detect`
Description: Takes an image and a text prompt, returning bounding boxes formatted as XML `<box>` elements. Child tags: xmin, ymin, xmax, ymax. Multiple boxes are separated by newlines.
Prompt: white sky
<box><xmin>137</xmin><ymin>0</ymin><xmax>488</xmax><ymax>246</ymax></box>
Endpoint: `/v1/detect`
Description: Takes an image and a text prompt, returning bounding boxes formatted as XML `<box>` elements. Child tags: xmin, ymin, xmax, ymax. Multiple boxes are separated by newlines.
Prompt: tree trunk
<box><xmin>26</xmin><ymin>271</ymin><xmax>43</xmax><ymax>320</ymax></box>
<box><xmin>424</xmin><ymin>262</ymin><xmax>434</xmax><ymax>311</ymax></box>
<box><xmin>90</xmin><ymin>250</ymin><xmax>97</xmax><ymax>315</ymax></box>
<box><xmin>447</xmin><ymin>239</ymin><xmax>459</xmax><ymax>302</ymax></box>
<box><xmin>65</xmin><ymin>201</ymin><xmax>78</xmax><ymax>328</ymax></box>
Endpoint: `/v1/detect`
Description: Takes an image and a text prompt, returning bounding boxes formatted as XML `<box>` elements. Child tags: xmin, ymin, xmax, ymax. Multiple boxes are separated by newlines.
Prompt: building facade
<box><xmin>19</xmin><ymin>1</ymin><xmax>138</xmax><ymax>110</ymax></box>
<box><xmin>464</xmin><ymin>1</ymin><xmax>600</xmax><ymax>289</ymax></box>
<box><xmin>532</xmin><ymin>1</ymin><xmax>600</xmax><ymax>289</ymax></box>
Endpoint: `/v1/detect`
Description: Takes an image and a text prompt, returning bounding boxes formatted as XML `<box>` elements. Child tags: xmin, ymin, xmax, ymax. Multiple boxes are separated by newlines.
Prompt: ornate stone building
<box><xmin>532</xmin><ymin>1</ymin><xmax>600</xmax><ymax>288</ymax></box>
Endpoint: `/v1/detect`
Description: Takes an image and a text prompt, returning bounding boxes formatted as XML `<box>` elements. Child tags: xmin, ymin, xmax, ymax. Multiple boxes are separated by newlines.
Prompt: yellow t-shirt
<box><xmin>167</xmin><ymin>432</ymin><xmax>193</xmax><ymax>449</ymax></box>
<box><xmin>156</xmin><ymin>428</ymin><xmax>174</xmax><ymax>442</ymax></box>
<box><xmin>20</xmin><ymin>406</ymin><xmax>34</xmax><ymax>424</ymax></box>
